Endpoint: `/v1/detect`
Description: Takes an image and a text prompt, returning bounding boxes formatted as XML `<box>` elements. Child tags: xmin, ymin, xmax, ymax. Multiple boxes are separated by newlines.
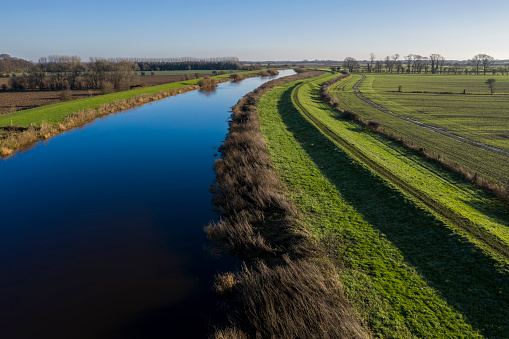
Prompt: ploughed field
<box><xmin>331</xmin><ymin>74</ymin><xmax>509</xmax><ymax>185</ymax></box>
<box><xmin>257</xmin><ymin>72</ymin><xmax>509</xmax><ymax>338</ymax></box>
<box><xmin>0</xmin><ymin>74</ymin><xmax>194</xmax><ymax>115</ymax></box>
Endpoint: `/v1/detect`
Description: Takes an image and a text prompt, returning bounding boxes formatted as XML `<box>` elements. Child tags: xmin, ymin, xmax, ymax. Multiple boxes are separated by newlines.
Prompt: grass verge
<box><xmin>256</xmin><ymin>74</ymin><xmax>509</xmax><ymax>337</ymax></box>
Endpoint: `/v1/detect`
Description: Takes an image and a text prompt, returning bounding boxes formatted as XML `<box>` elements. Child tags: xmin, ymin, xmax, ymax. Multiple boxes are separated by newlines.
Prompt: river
<box><xmin>0</xmin><ymin>69</ymin><xmax>295</xmax><ymax>338</ymax></box>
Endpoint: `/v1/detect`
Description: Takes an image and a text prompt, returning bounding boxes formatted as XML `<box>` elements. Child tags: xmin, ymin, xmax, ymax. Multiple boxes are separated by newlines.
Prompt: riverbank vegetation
<box><xmin>198</xmin><ymin>76</ymin><xmax>218</xmax><ymax>90</ymax></box>
<box><xmin>0</xmin><ymin>70</ymin><xmax>279</xmax><ymax>157</ymax></box>
<box><xmin>206</xmin><ymin>71</ymin><xmax>368</xmax><ymax>338</ymax></box>
<box><xmin>251</xmin><ymin>73</ymin><xmax>509</xmax><ymax>337</ymax></box>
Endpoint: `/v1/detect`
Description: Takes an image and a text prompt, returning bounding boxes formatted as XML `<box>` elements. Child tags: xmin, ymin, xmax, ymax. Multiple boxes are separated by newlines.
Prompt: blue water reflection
<box><xmin>0</xmin><ymin>70</ymin><xmax>295</xmax><ymax>338</ymax></box>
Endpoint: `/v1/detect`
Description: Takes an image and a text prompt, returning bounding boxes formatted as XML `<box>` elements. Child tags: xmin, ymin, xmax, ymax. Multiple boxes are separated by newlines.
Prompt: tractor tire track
<box><xmin>292</xmin><ymin>81</ymin><xmax>509</xmax><ymax>261</ymax></box>
<box><xmin>351</xmin><ymin>75</ymin><xmax>509</xmax><ymax>158</ymax></box>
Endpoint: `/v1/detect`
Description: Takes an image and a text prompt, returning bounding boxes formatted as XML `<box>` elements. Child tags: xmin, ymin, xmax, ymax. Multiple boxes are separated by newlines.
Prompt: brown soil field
<box><xmin>0</xmin><ymin>75</ymin><xmax>185</xmax><ymax>115</ymax></box>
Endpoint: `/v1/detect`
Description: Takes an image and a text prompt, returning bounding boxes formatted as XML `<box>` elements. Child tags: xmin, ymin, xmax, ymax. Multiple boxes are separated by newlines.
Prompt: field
<box><xmin>136</xmin><ymin>70</ymin><xmax>224</xmax><ymax>76</ymax></box>
<box><xmin>256</xmin><ymin>73</ymin><xmax>509</xmax><ymax>337</ymax></box>
<box><xmin>0</xmin><ymin>75</ymin><xmax>185</xmax><ymax>116</ymax></box>
<box><xmin>330</xmin><ymin>74</ymin><xmax>509</xmax><ymax>185</ymax></box>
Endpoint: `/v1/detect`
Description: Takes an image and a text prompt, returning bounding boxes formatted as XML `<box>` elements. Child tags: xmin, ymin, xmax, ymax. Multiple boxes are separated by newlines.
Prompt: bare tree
<box><xmin>429</xmin><ymin>54</ymin><xmax>444</xmax><ymax>74</ymax></box>
<box><xmin>470</xmin><ymin>55</ymin><xmax>482</xmax><ymax>75</ymax></box>
<box><xmin>479</xmin><ymin>54</ymin><xmax>495</xmax><ymax>75</ymax></box>
<box><xmin>369</xmin><ymin>53</ymin><xmax>376</xmax><ymax>73</ymax></box>
<box><xmin>343</xmin><ymin>57</ymin><xmax>358</xmax><ymax>72</ymax></box>
<box><xmin>404</xmin><ymin>54</ymin><xmax>413</xmax><ymax>73</ymax></box>
<box><xmin>384</xmin><ymin>56</ymin><xmax>392</xmax><ymax>73</ymax></box>
<box><xmin>485</xmin><ymin>78</ymin><xmax>496</xmax><ymax>94</ymax></box>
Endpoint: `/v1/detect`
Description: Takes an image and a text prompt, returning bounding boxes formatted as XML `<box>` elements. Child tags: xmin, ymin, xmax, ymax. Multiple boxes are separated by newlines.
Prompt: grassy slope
<box><xmin>0</xmin><ymin>71</ymin><xmax>261</xmax><ymax>127</ymax></box>
<box><xmin>258</xmin><ymin>75</ymin><xmax>509</xmax><ymax>337</ymax></box>
<box><xmin>330</xmin><ymin>74</ymin><xmax>509</xmax><ymax>185</ymax></box>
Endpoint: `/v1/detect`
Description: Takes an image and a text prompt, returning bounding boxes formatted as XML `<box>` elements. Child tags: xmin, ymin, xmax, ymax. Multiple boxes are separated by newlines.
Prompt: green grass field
<box><xmin>257</xmin><ymin>74</ymin><xmax>509</xmax><ymax>337</ymax></box>
<box><xmin>331</xmin><ymin>74</ymin><xmax>509</xmax><ymax>185</ymax></box>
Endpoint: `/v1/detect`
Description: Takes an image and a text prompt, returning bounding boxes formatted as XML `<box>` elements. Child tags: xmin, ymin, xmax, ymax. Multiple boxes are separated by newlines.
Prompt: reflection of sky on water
<box><xmin>0</xmin><ymin>70</ymin><xmax>295</xmax><ymax>338</ymax></box>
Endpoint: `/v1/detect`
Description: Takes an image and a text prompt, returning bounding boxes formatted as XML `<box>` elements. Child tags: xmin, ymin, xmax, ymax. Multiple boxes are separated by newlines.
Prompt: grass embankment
<box><xmin>257</xmin><ymin>74</ymin><xmax>509</xmax><ymax>337</ymax></box>
<box><xmin>330</xmin><ymin>74</ymin><xmax>509</xmax><ymax>186</ymax></box>
<box><xmin>0</xmin><ymin>70</ymin><xmax>272</xmax><ymax>157</ymax></box>
<box><xmin>206</xmin><ymin>71</ymin><xmax>368</xmax><ymax>338</ymax></box>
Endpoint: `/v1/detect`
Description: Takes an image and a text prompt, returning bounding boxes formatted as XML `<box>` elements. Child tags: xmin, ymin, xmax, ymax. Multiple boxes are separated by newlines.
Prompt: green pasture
<box><xmin>331</xmin><ymin>74</ymin><xmax>509</xmax><ymax>185</ymax></box>
<box><xmin>258</xmin><ymin>74</ymin><xmax>509</xmax><ymax>337</ymax></box>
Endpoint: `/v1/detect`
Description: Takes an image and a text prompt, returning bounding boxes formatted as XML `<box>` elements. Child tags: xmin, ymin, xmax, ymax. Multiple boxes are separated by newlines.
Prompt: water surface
<box><xmin>0</xmin><ymin>70</ymin><xmax>295</xmax><ymax>338</ymax></box>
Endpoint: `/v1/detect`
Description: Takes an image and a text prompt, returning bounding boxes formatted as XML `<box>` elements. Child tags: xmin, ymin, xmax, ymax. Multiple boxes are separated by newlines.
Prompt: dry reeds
<box><xmin>207</xmin><ymin>71</ymin><xmax>368</xmax><ymax>338</ymax></box>
<box><xmin>231</xmin><ymin>257</ymin><xmax>367</xmax><ymax>339</ymax></box>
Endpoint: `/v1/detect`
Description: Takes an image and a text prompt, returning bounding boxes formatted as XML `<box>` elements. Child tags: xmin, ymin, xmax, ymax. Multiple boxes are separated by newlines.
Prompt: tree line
<box><xmin>343</xmin><ymin>53</ymin><xmax>505</xmax><ymax>75</ymax></box>
<box><xmin>0</xmin><ymin>54</ymin><xmax>33</xmax><ymax>74</ymax></box>
<box><xmin>133</xmin><ymin>57</ymin><xmax>243</xmax><ymax>71</ymax></box>
<box><xmin>4</xmin><ymin>55</ymin><xmax>245</xmax><ymax>92</ymax></box>
<box><xmin>8</xmin><ymin>56</ymin><xmax>138</xmax><ymax>91</ymax></box>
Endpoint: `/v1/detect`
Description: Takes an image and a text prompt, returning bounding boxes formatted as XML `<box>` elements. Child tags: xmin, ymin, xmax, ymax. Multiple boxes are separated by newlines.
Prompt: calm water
<box><xmin>0</xmin><ymin>70</ymin><xmax>295</xmax><ymax>338</ymax></box>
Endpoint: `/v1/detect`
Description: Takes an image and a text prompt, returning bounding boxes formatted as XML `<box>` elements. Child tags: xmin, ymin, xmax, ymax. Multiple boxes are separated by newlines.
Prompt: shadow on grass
<box><xmin>277</xmin><ymin>85</ymin><xmax>509</xmax><ymax>338</ymax></box>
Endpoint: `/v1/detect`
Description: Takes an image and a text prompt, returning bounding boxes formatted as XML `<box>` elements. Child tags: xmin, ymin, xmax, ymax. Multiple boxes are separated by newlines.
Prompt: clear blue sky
<box><xmin>3</xmin><ymin>0</ymin><xmax>508</xmax><ymax>62</ymax></box>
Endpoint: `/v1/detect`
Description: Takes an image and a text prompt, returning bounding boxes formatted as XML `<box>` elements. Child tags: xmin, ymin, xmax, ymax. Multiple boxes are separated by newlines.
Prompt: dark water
<box><xmin>0</xmin><ymin>70</ymin><xmax>295</xmax><ymax>339</ymax></box>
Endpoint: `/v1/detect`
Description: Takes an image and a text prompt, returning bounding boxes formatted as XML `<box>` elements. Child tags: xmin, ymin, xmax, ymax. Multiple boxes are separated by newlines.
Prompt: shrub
<box><xmin>198</xmin><ymin>76</ymin><xmax>218</xmax><ymax>90</ymax></box>
<box><xmin>231</xmin><ymin>73</ymin><xmax>245</xmax><ymax>81</ymax></box>
<box><xmin>367</xmin><ymin>120</ymin><xmax>381</xmax><ymax>130</ymax></box>
<box><xmin>100</xmin><ymin>82</ymin><xmax>114</xmax><ymax>94</ymax></box>
<box><xmin>60</xmin><ymin>90</ymin><xmax>72</xmax><ymax>102</ymax></box>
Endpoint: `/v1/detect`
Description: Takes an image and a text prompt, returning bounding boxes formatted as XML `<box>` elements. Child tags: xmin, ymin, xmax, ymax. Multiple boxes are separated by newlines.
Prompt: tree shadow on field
<box><xmin>277</xmin><ymin>85</ymin><xmax>509</xmax><ymax>338</ymax></box>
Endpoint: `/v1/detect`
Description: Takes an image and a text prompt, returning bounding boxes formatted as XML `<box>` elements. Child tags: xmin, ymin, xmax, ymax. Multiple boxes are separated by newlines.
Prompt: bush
<box><xmin>367</xmin><ymin>120</ymin><xmax>381</xmax><ymax>130</ymax></box>
<box><xmin>198</xmin><ymin>76</ymin><xmax>218</xmax><ymax>90</ymax></box>
<box><xmin>231</xmin><ymin>73</ymin><xmax>245</xmax><ymax>81</ymax></box>
<box><xmin>100</xmin><ymin>82</ymin><xmax>114</xmax><ymax>94</ymax></box>
<box><xmin>60</xmin><ymin>90</ymin><xmax>72</xmax><ymax>102</ymax></box>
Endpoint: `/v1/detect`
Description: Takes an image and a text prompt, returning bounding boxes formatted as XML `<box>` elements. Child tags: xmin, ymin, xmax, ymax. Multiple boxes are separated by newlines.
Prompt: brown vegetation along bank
<box><xmin>0</xmin><ymin>85</ymin><xmax>199</xmax><ymax>157</ymax></box>
<box><xmin>206</xmin><ymin>70</ymin><xmax>368</xmax><ymax>338</ymax></box>
<box><xmin>321</xmin><ymin>74</ymin><xmax>509</xmax><ymax>203</ymax></box>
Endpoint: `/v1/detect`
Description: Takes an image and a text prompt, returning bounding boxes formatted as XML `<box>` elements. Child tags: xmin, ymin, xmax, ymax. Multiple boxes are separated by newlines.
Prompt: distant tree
<box><xmin>384</xmin><ymin>56</ymin><xmax>392</xmax><ymax>72</ymax></box>
<box><xmin>369</xmin><ymin>53</ymin><xmax>376</xmax><ymax>73</ymax></box>
<box><xmin>485</xmin><ymin>78</ymin><xmax>496</xmax><ymax>94</ymax></box>
<box><xmin>375</xmin><ymin>60</ymin><xmax>383</xmax><ymax>73</ymax></box>
<box><xmin>392</xmin><ymin>54</ymin><xmax>400</xmax><ymax>72</ymax></box>
<box><xmin>404</xmin><ymin>54</ymin><xmax>413</xmax><ymax>73</ymax></box>
<box><xmin>479</xmin><ymin>54</ymin><xmax>495</xmax><ymax>75</ymax></box>
<box><xmin>470</xmin><ymin>55</ymin><xmax>482</xmax><ymax>75</ymax></box>
<box><xmin>429</xmin><ymin>54</ymin><xmax>444</xmax><ymax>74</ymax></box>
<box><xmin>343</xmin><ymin>57</ymin><xmax>358</xmax><ymax>72</ymax></box>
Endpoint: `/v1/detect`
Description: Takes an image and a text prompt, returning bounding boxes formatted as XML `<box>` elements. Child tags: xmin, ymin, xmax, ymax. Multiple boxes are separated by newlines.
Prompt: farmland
<box><xmin>256</xmin><ymin>73</ymin><xmax>509</xmax><ymax>337</ymax></box>
<box><xmin>330</xmin><ymin>74</ymin><xmax>509</xmax><ymax>185</ymax></box>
